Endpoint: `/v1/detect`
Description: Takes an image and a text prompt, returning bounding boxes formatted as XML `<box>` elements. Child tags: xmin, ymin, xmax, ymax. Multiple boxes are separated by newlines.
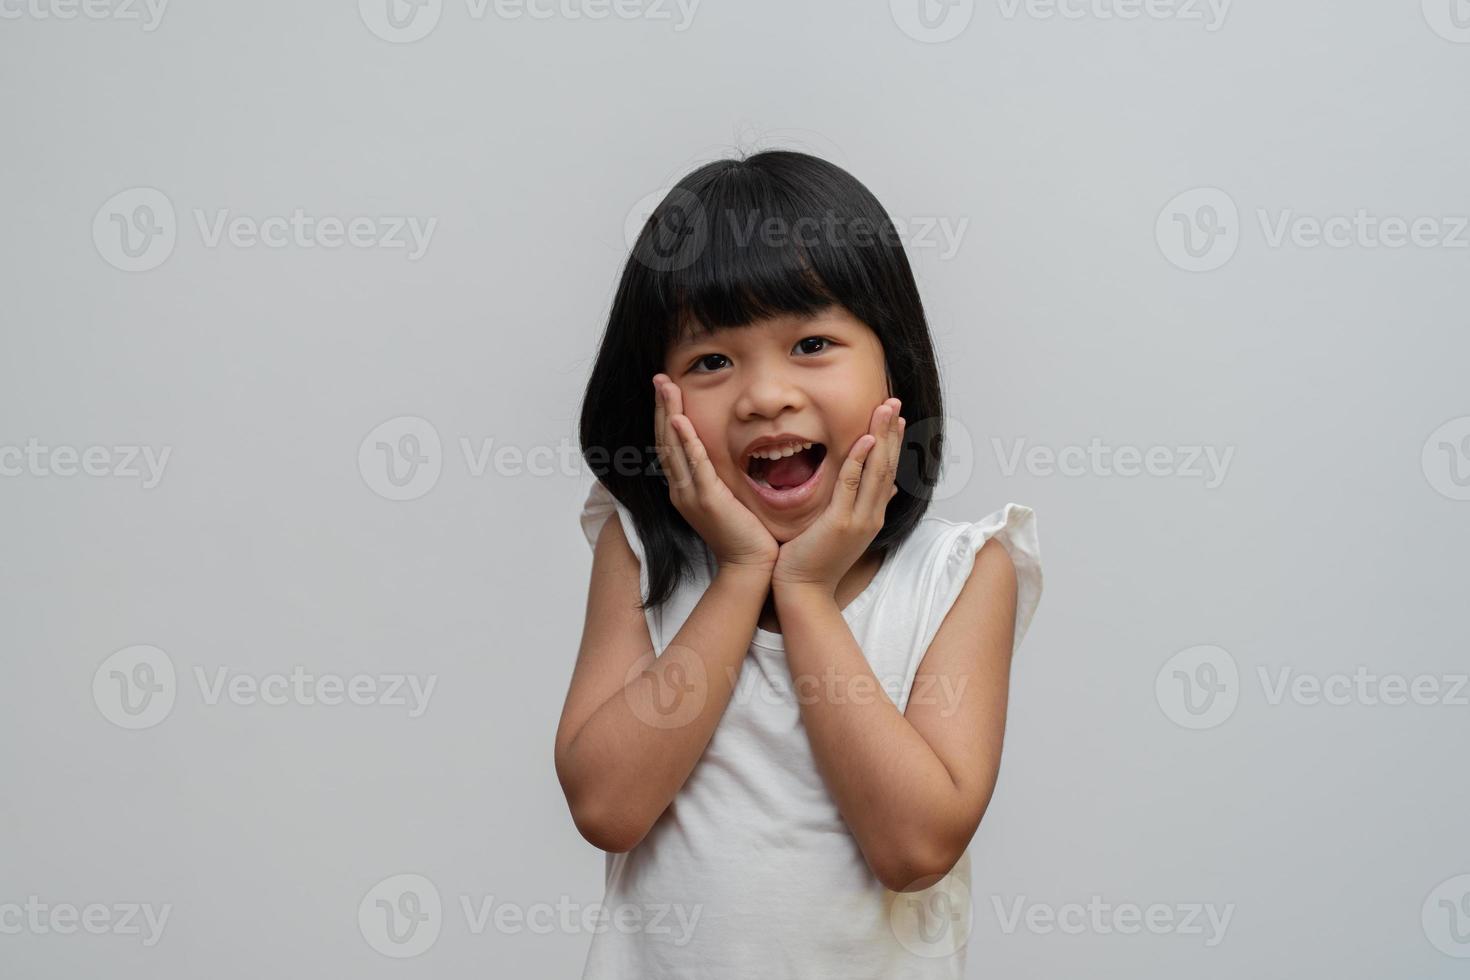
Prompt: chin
<box><xmin>763</xmin><ymin>519</ymin><xmax>807</xmax><ymax>545</ymax></box>
<box><xmin>756</xmin><ymin>490</ymin><xmax>832</xmax><ymax>542</ymax></box>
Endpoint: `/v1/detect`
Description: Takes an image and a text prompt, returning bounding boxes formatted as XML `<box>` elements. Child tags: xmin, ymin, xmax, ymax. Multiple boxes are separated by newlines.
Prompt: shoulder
<box><xmin>952</xmin><ymin>536</ymin><xmax>1018</xmax><ymax>620</ymax></box>
<box><xmin>916</xmin><ymin>511</ymin><xmax>1016</xmax><ymax>591</ymax></box>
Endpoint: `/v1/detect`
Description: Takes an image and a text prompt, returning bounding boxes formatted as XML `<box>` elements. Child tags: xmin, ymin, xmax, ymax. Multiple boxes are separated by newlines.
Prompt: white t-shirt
<box><xmin>576</xmin><ymin>479</ymin><xmax>1043</xmax><ymax>980</ymax></box>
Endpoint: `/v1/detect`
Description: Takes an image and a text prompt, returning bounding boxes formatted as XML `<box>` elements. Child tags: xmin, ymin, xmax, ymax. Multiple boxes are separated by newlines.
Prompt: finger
<box><xmin>877</xmin><ymin>405</ymin><xmax>905</xmax><ymax>510</ymax></box>
<box><xmin>884</xmin><ymin>414</ymin><xmax>906</xmax><ymax>504</ymax></box>
<box><xmin>663</xmin><ymin>380</ymin><xmax>706</xmax><ymax>492</ymax></box>
<box><xmin>888</xmin><ymin>399</ymin><xmax>903</xmax><ymax>462</ymax></box>
<box><xmin>670</xmin><ymin>414</ymin><xmax>720</xmax><ymax>497</ymax></box>
<box><xmin>655</xmin><ymin>378</ymin><xmax>694</xmax><ymax>492</ymax></box>
<box><xmin>888</xmin><ymin>414</ymin><xmax>905</xmax><ymax>501</ymax></box>
<box><xmin>651</xmin><ymin>375</ymin><xmax>668</xmax><ymax>475</ymax></box>
<box><xmin>652</xmin><ymin>374</ymin><xmax>668</xmax><ymax>472</ymax></box>
<box><xmin>854</xmin><ymin>403</ymin><xmax>898</xmax><ymax>517</ymax></box>
<box><xmin>834</xmin><ymin>432</ymin><xmax>878</xmax><ymax>517</ymax></box>
<box><xmin>876</xmin><ymin>400</ymin><xmax>903</xmax><ymax>492</ymax></box>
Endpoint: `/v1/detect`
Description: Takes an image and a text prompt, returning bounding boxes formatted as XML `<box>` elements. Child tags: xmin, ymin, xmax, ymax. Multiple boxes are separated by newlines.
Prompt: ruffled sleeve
<box><xmin>580</xmin><ymin>478</ymin><xmax>651</xmax><ymax>563</ymax></box>
<box><xmin>578</xmin><ymin>479</ymin><xmax>662</xmax><ymax>650</ymax></box>
<box><xmin>920</xmin><ymin>503</ymin><xmax>1043</xmax><ymax>657</ymax></box>
<box><xmin>579</xmin><ymin>478</ymin><xmax>619</xmax><ymax>552</ymax></box>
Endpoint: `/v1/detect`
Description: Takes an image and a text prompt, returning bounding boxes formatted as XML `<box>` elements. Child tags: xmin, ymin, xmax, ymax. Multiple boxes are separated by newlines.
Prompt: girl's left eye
<box><xmin>691</xmin><ymin>353</ymin><xmax>730</xmax><ymax>373</ymax></box>
<box><xmin>795</xmin><ymin>336</ymin><xmax>833</xmax><ymax>355</ymax></box>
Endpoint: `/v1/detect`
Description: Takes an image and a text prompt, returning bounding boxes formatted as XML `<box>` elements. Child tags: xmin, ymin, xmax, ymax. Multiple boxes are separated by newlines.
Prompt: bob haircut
<box><xmin>579</xmin><ymin>150</ymin><xmax>945</xmax><ymax>612</ymax></box>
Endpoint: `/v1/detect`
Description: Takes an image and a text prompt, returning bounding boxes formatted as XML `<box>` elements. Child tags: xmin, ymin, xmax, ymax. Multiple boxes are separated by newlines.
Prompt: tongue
<box><xmin>764</xmin><ymin>448</ymin><xmax>818</xmax><ymax>490</ymax></box>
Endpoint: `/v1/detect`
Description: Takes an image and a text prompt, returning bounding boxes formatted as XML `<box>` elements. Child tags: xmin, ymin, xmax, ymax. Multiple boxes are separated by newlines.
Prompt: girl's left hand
<box><xmin>771</xmin><ymin>397</ymin><xmax>904</xmax><ymax>596</ymax></box>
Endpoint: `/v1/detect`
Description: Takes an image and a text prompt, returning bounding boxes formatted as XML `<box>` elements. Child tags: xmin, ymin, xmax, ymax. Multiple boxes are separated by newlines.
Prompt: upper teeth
<box><xmin>749</xmin><ymin>440</ymin><xmax>812</xmax><ymax>461</ymax></box>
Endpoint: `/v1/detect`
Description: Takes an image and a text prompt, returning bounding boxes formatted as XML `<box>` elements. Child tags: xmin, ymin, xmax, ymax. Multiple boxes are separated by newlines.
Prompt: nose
<box><xmin>734</xmin><ymin>367</ymin><xmax>807</xmax><ymax>421</ymax></box>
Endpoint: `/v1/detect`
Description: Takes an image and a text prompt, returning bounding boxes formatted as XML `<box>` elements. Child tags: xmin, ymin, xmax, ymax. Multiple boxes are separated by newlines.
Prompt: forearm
<box><xmin>774</xmin><ymin>583</ymin><xmax>965</xmax><ymax>890</ymax></box>
<box><xmin>562</xmin><ymin>563</ymin><xmax>770</xmax><ymax>850</ymax></box>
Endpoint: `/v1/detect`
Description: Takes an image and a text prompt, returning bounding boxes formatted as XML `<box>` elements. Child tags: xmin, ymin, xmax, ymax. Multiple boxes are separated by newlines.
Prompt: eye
<box><xmin>689</xmin><ymin>353</ymin><xmax>730</xmax><ymax>373</ymax></box>
<box><xmin>686</xmin><ymin>337</ymin><xmax>833</xmax><ymax>374</ymax></box>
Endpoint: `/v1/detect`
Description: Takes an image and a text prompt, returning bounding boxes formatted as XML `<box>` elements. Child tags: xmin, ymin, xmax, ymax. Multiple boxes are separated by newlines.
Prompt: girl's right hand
<box><xmin>653</xmin><ymin>374</ymin><xmax>779</xmax><ymax>573</ymax></box>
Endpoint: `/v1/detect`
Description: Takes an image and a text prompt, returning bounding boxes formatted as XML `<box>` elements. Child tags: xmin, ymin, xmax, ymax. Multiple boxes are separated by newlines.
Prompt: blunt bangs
<box><xmin>640</xmin><ymin>155</ymin><xmax>908</xmax><ymax>351</ymax></box>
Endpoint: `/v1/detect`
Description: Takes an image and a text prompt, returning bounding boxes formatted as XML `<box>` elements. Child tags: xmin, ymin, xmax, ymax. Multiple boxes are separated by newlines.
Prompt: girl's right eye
<box><xmin>690</xmin><ymin>354</ymin><xmax>729</xmax><ymax>373</ymax></box>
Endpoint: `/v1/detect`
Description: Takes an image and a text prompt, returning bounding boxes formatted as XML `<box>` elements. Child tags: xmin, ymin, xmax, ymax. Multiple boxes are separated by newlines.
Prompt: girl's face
<box><xmin>662</xmin><ymin>306</ymin><xmax>892</xmax><ymax>542</ymax></box>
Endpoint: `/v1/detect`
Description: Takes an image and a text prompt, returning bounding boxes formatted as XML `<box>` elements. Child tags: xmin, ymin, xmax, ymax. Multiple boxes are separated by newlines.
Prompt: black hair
<box><xmin>579</xmin><ymin>149</ymin><xmax>945</xmax><ymax>612</ymax></box>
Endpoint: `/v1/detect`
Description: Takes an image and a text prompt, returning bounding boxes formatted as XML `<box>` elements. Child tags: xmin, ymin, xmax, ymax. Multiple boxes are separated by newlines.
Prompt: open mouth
<box><xmin>745</xmin><ymin>443</ymin><xmax>828</xmax><ymax>491</ymax></box>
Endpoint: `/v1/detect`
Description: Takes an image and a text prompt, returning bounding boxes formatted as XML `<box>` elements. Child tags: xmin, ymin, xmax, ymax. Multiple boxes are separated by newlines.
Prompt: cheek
<box><xmin>683</xmin><ymin>406</ymin><xmax>736</xmax><ymax>470</ymax></box>
<box><xmin>820</xmin><ymin>394</ymin><xmax>883</xmax><ymax>453</ymax></box>
<box><xmin>846</xmin><ymin>382</ymin><xmax>887</xmax><ymax>443</ymax></box>
<box><xmin>814</xmin><ymin>368</ymin><xmax>888</xmax><ymax>434</ymax></box>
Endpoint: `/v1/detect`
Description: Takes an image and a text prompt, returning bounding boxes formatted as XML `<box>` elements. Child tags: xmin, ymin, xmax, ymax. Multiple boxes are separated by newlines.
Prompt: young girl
<box><xmin>556</xmin><ymin>150</ymin><xmax>1043</xmax><ymax>979</ymax></box>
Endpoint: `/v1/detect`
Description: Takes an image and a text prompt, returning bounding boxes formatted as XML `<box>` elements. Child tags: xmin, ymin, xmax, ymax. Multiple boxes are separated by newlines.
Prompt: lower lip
<box><xmin>741</xmin><ymin>451</ymin><xmax>827</xmax><ymax>511</ymax></box>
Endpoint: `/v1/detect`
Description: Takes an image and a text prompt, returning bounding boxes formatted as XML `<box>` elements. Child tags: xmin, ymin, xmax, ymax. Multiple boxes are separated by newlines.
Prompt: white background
<box><xmin>3</xmin><ymin>1</ymin><xmax>1468</xmax><ymax>976</ymax></box>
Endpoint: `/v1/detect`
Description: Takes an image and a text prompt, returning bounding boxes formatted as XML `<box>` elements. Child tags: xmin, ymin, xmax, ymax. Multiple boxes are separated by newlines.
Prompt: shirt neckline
<box><xmin>749</xmin><ymin>547</ymin><xmax>897</xmax><ymax>650</ymax></box>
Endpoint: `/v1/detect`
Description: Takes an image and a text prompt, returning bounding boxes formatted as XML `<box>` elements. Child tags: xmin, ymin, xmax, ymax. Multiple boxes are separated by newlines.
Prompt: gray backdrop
<box><xmin>3</xmin><ymin>1</ymin><xmax>1468</xmax><ymax>977</ymax></box>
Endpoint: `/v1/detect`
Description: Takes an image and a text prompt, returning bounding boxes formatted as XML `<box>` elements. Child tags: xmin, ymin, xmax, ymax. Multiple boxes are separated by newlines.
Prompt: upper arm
<box><xmin>902</xmin><ymin>536</ymin><xmax>1019</xmax><ymax>860</ymax></box>
<box><xmin>554</xmin><ymin>514</ymin><xmax>657</xmax><ymax>771</ymax></box>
